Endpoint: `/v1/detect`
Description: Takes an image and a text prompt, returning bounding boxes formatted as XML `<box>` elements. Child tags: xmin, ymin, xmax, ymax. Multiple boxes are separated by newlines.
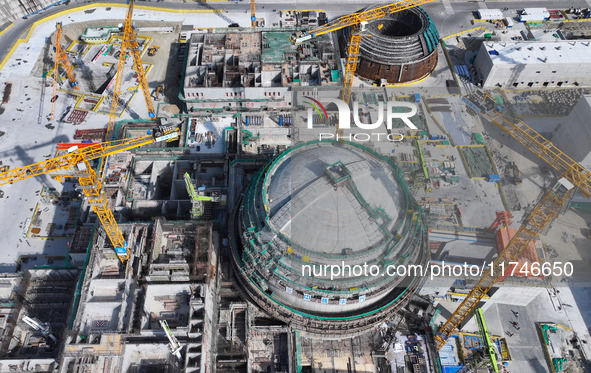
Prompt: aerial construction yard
<box><xmin>0</xmin><ymin>0</ymin><xmax>589</xmax><ymax>372</ymax></box>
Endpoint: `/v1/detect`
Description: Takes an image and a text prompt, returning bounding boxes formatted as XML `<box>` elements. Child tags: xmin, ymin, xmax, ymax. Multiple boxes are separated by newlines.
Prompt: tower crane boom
<box><xmin>0</xmin><ymin>126</ymin><xmax>179</xmax><ymax>261</ymax></box>
<box><xmin>291</xmin><ymin>0</ymin><xmax>435</xmax><ymax>44</ymax></box>
<box><xmin>290</xmin><ymin>0</ymin><xmax>435</xmax><ymax>105</ymax></box>
<box><xmin>434</xmin><ymin>110</ymin><xmax>591</xmax><ymax>350</ymax></box>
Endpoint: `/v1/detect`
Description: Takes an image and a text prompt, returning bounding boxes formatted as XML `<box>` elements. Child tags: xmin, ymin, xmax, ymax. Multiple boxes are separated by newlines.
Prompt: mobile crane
<box><xmin>183</xmin><ymin>172</ymin><xmax>220</xmax><ymax>218</ymax></box>
<box><xmin>0</xmin><ymin>126</ymin><xmax>179</xmax><ymax>262</ymax></box>
<box><xmin>434</xmin><ymin>111</ymin><xmax>591</xmax><ymax>350</ymax></box>
<box><xmin>106</xmin><ymin>0</ymin><xmax>156</xmax><ymax>145</ymax></box>
<box><xmin>50</xmin><ymin>22</ymin><xmax>80</xmax><ymax>121</ymax></box>
<box><xmin>160</xmin><ymin>319</ymin><xmax>183</xmax><ymax>360</ymax></box>
<box><xmin>22</xmin><ymin>316</ymin><xmax>58</xmax><ymax>343</ymax></box>
<box><xmin>290</xmin><ymin>0</ymin><xmax>436</xmax><ymax>105</ymax></box>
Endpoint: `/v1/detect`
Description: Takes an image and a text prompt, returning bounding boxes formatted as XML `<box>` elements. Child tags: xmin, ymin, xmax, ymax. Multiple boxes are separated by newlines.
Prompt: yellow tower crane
<box><xmin>434</xmin><ymin>112</ymin><xmax>591</xmax><ymax>350</ymax></box>
<box><xmin>291</xmin><ymin>0</ymin><xmax>436</xmax><ymax>105</ymax></box>
<box><xmin>50</xmin><ymin>22</ymin><xmax>80</xmax><ymax>121</ymax></box>
<box><xmin>107</xmin><ymin>0</ymin><xmax>155</xmax><ymax>144</ymax></box>
<box><xmin>0</xmin><ymin>126</ymin><xmax>179</xmax><ymax>262</ymax></box>
<box><xmin>250</xmin><ymin>0</ymin><xmax>256</xmax><ymax>28</ymax></box>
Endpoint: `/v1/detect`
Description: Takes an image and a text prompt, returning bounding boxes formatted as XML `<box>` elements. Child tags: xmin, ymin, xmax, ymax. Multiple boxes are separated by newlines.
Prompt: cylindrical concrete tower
<box><xmin>350</xmin><ymin>7</ymin><xmax>440</xmax><ymax>84</ymax></box>
<box><xmin>230</xmin><ymin>141</ymin><xmax>428</xmax><ymax>336</ymax></box>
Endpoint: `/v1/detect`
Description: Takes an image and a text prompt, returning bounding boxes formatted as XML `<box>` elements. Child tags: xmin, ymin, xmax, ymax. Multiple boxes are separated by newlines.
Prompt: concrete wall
<box><xmin>552</xmin><ymin>95</ymin><xmax>591</xmax><ymax>169</ymax></box>
<box><xmin>183</xmin><ymin>86</ymin><xmax>292</xmax><ymax>111</ymax></box>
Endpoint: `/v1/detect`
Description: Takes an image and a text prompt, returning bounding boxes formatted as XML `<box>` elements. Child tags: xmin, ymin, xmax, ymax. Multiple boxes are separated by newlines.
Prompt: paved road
<box><xmin>1</xmin><ymin>0</ymin><xmax>589</xmax><ymax>70</ymax></box>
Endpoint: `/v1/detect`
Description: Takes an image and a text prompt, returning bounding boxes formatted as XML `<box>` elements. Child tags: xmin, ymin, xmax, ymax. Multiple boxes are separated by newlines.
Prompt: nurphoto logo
<box><xmin>304</xmin><ymin>97</ymin><xmax>419</xmax><ymax>142</ymax></box>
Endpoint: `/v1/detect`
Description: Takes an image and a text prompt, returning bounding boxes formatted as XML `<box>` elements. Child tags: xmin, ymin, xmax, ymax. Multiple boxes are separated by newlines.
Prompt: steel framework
<box><xmin>250</xmin><ymin>0</ymin><xmax>256</xmax><ymax>28</ymax></box>
<box><xmin>50</xmin><ymin>22</ymin><xmax>79</xmax><ymax>121</ymax></box>
<box><xmin>291</xmin><ymin>0</ymin><xmax>435</xmax><ymax>105</ymax></box>
<box><xmin>0</xmin><ymin>127</ymin><xmax>179</xmax><ymax>261</ymax></box>
<box><xmin>106</xmin><ymin>0</ymin><xmax>155</xmax><ymax>143</ymax></box>
<box><xmin>434</xmin><ymin>111</ymin><xmax>591</xmax><ymax>350</ymax></box>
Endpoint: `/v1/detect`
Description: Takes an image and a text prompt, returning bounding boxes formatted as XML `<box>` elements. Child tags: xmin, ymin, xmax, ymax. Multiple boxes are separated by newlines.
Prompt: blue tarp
<box><xmin>442</xmin><ymin>366</ymin><xmax>463</xmax><ymax>373</ymax></box>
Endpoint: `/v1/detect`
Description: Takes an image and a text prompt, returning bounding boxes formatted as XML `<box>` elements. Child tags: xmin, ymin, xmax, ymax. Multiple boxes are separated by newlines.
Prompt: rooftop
<box><xmin>483</xmin><ymin>40</ymin><xmax>591</xmax><ymax>65</ymax></box>
<box><xmin>267</xmin><ymin>144</ymin><xmax>404</xmax><ymax>254</ymax></box>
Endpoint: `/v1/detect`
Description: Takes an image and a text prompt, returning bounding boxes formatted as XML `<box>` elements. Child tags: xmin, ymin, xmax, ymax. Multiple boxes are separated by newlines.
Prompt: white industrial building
<box><xmin>474</xmin><ymin>40</ymin><xmax>591</xmax><ymax>88</ymax></box>
<box><xmin>476</xmin><ymin>9</ymin><xmax>504</xmax><ymax>20</ymax></box>
<box><xmin>519</xmin><ymin>8</ymin><xmax>550</xmax><ymax>22</ymax></box>
<box><xmin>553</xmin><ymin>95</ymin><xmax>591</xmax><ymax>170</ymax></box>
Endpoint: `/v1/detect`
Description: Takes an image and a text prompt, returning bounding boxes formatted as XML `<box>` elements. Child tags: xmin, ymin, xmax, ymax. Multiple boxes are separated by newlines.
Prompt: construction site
<box><xmin>0</xmin><ymin>0</ymin><xmax>589</xmax><ymax>372</ymax></box>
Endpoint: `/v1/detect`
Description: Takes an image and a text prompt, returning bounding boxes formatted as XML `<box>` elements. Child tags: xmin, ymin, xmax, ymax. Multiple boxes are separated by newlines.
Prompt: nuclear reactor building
<box><xmin>231</xmin><ymin>141</ymin><xmax>428</xmax><ymax>335</ymax></box>
<box><xmin>345</xmin><ymin>6</ymin><xmax>440</xmax><ymax>85</ymax></box>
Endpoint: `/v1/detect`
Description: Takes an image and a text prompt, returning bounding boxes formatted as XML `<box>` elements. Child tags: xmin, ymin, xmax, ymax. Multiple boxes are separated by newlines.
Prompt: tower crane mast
<box><xmin>290</xmin><ymin>0</ymin><xmax>435</xmax><ymax>129</ymax></box>
<box><xmin>0</xmin><ymin>126</ymin><xmax>179</xmax><ymax>261</ymax></box>
<box><xmin>250</xmin><ymin>0</ymin><xmax>256</xmax><ymax>28</ymax></box>
<box><xmin>107</xmin><ymin>0</ymin><xmax>155</xmax><ymax>143</ymax></box>
<box><xmin>434</xmin><ymin>112</ymin><xmax>591</xmax><ymax>350</ymax></box>
<box><xmin>50</xmin><ymin>22</ymin><xmax>80</xmax><ymax>121</ymax></box>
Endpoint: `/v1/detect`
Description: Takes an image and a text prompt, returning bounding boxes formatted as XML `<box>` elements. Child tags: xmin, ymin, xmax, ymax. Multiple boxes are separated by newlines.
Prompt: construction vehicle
<box><xmin>160</xmin><ymin>320</ymin><xmax>182</xmax><ymax>360</ymax></box>
<box><xmin>0</xmin><ymin>165</ymin><xmax>8</xmax><ymax>173</ymax></box>
<box><xmin>147</xmin><ymin>45</ymin><xmax>160</xmax><ymax>56</ymax></box>
<box><xmin>250</xmin><ymin>0</ymin><xmax>256</xmax><ymax>28</ymax></box>
<box><xmin>512</xmin><ymin>161</ymin><xmax>522</xmax><ymax>184</ymax></box>
<box><xmin>107</xmin><ymin>0</ymin><xmax>156</xmax><ymax>146</ymax></box>
<box><xmin>434</xmin><ymin>110</ymin><xmax>591</xmax><ymax>351</ymax></box>
<box><xmin>50</xmin><ymin>22</ymin><xmax>80</xmax><ymax>121</ymax></box>
<box><xmin>153</xmin><ymin>84</ymin><xmax>166</xmax><ymax>100</ymax></box>
<box><xmin>290</xmin><ymin>0</ymin><xmax>435</xmax><ymax>106</ymax></box>
<box><xmin>22</xmin><ymin>316</ymin><xmax>58</xmax><ymax>343</ymax></box>
<box><xmin>183</xmin><ymin>172</ymin><xmax>220</xmax><ymax>218</ymax></box>
<box><xmin>0</xmin><ymin>126</ymin><xmax>179</xmax><ymax>262</ymax></box>
<box><xmin>475</xmin><ymin>308</ymin><xmax>500</xmax><ymax>373</ymax></box>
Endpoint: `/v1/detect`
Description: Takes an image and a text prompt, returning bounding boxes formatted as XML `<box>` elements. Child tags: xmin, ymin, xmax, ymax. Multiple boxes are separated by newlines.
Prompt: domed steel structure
<box><xmin>230</xmin><ymin>141</ymin><xmax>428</xmax><ymax>336</ymax></box>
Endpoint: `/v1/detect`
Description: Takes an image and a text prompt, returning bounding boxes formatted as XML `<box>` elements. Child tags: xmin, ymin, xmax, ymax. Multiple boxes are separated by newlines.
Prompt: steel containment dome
<box><xmin>230</xmin><ymin>141</ymin><xmax>428</xmax><ymax>335</ymax></box>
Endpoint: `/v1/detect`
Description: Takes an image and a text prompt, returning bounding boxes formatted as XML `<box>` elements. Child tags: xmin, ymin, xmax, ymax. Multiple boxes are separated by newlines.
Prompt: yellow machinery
<box><xmin>50</xmin><ymin>22</ymin><xmax>80</xmax><ymax>121</ymax></box>
<box><xmin>250</xmin><ymin>0</ymin><xmax>256</xmax><ymax>28</ymax></box>
<box><xmin>153</xmin><ymin>84</ymin><xmax>166</xmax><ymax>100</ymax></box>
<box><xmin>434</xmin><ymin>112</ymin><xmax>591</xmax><ymax>350</ymax></box>
<box><xmin>107</xmin><ymin>0</ymin><xmax>156</xmax><ymax>144</ymax></box>
<box><xmin>0</xmin><ymin>126</ymin><xmax>179</xmax><ymax>262</ymax></box>
<box><xmin>291</xmin><ymin>0</ymin><xmax>435</xmax><ymax>104</ymax></box>
<box><xmin>147</xmin><ymin>45</ymin><xmax>160</xmax><ymax>56</ymax></box>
